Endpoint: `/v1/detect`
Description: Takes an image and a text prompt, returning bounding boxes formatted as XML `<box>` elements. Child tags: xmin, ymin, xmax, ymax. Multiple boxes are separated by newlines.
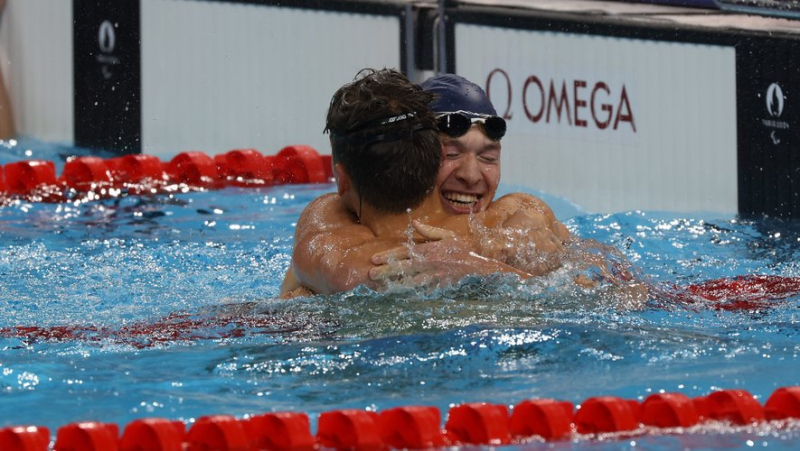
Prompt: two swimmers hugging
<box><xmin>281</xmin><ymin>68</ymin><xmax>646</xmax><ymax>306</ymax></box>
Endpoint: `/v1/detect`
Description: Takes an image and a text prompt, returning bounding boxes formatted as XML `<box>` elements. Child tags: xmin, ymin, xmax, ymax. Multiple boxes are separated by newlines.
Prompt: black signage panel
<box><xmin>737</xmin><ymin>37</ymin><xmax>800</xmax><ymax>219</ymax></box>
<box><xmin>73</xmin><ymin>0</ymin><xmax>141</xmax><ymax>154</ymax></box>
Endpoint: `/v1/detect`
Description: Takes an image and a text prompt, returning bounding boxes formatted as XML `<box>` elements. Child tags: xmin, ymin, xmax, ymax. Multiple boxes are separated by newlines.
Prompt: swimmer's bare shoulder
<box><xmin>429</xmin><ymin>193</ymin><xmax>568</xmax><ymax>242</ymax></box>
<box><xmin>424</xmin><ymin>193</ymin><xmax>570</xmax><ymax>276</ymax></box>
<box><xmin>281</xmin><ymin>193</ymin><xmax>396</xmax><ymax>297</ymax></box>
<box><xmin>490</xmin><ymin>193</ymin><xmax>570</xmax><ymax>241</ymax></box>
<box><xmin>299</xmin><ymin>193</ymin><xmax>354</xmax><ymax>229</ymax></box>
<box><xmin>281</xmin><ymin>195</ymin><xmax>340</xmax><ymax>297</ymax></box>
<box><xmin>282</xmin><ymin>193</ymin><xmax>363</xmax><ymax>297</ymax></box>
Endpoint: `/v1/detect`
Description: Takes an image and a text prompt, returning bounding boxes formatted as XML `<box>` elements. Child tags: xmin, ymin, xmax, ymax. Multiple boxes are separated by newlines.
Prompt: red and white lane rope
<box><xmin>0</xmin><ymin>387</ymin><xmax>798</xmax><ymax>450</ymax></box>
<box><xmin>0</xmin><ymin>145</ymin><xmax>333</xmax><ymax>204</ymax></box>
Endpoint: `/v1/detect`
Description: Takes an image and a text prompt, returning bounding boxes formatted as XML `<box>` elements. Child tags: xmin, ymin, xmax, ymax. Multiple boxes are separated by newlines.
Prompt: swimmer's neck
<box><xmin>359</xmin><ymin>195</ymin><xmax>446</xmax><ymax>240</ymax></box>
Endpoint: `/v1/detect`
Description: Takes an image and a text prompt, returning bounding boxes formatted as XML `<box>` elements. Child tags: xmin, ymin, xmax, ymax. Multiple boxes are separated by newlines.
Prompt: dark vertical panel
<box><xmin>401</xmin><ymin>5</ymin><xmax>411</xmax><ymax>77</ymax></box>
<box><xmin>736</xmin><ymin>37</ymin><xmax>800</xmax><ymax>219</ymax></box>
<box><xmin>415</xmin><ymin>7</ymin><xmax>436</xmax><ymax>72</ymax></box>
<box><xmin>73</xmin><ymin>0</ymin><xmax>141</xmax><ymax>154</ymax></box>
<box><xmin>444</xmin><ymin>14</ymin><xmax>455</xmax><ymax>74</ymax></box>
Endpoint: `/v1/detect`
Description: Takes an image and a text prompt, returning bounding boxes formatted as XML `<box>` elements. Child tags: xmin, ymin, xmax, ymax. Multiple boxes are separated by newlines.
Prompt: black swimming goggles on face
<box><xmin>436</xmin><ymin>111</ymin><xmax>506</xmax><ymax>141</ymax></box>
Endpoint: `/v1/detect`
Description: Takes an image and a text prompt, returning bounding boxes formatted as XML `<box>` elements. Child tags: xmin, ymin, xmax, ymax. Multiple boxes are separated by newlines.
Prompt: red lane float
<box><xmin>701</xmin><ymin>389</ymin><xmax>765</xmax><ymax>425</ymax></box>
<box><xmin>574</xmin><ymin>396</ymin><xmax>640</xmax><ymax>434</ymax></box>
<box><xmin>106</xmin><ymin>154</ymin><xmax>165</xmax><ymax>185</ymax></box>
<box><xmin>54</xmin><ymin>422</ymin><xmax>119</xmax><ymax>451</ymax></box>
<box><xmin>185</xmin><ymin>415</ymin><xmax>249</xmax><ymax>451</ymax></box>
<box><xmin>444</xmin><ymin>403</ymin><xmax>510</xmax><ymax>446</ymax></box>
<box><xmin>60</xmin><ymin>156</ymin><xmax>113</xmax><ymax>191</ymax></box>
<box><xmin>245</xmin><ymin>412</ymin><xmax>314</xmax><ymax>451</ymax></box>
<box><xmin>2</xmin><ymin>386</ymin><xmax>799</xmax><ymax>451</ymax></box>
<box><xmin>692</xmin><ymin>394</ymin><xmax>712</xmax><ymax>420</ymax></box>
<box><xmin>273</xmin><ymin>145</ymin><xmax>328</xmax><ymax>184</ymax></box>
<box><xmin>765</xmin><ymin>386</ymin><xmax>800</xmax><ymax>420</ymax></box>
<box><xmin>119</xmin><ymin>418</ymin><xmax>185</xmax><ymax>451</ymax></box>
<box><xmin>378</xmin><ymin>406</ymin><xmax>445</xmax><ymax>449</ymax></box>
<box><xmin>641</xmin><ymin>393</ymin><xmax>699</xmax><ymax>428</ymax></box>
<box><xmin>0</xmin><ymin>426</ymin><xmax>50</xmax><ymax>451</ymax></box>
<box><xmin>165</xmin><ymin>152</ymin><xmax>220</xmax><ymax>188</ymax></box>
<box><xmin>3</xmin><ymin>160</ymin><xmax>59</xmax><ymax>201</ymax></box>
<box><xmin>215</xmin><ymin>148</ymin><xmax>275</xmax><ymax>187</ymax></box>
<box><xmin>509</xmin><ymin>399</ymin><xmax>573</xmax><ymax>441</ymax></box>
<box><xmin>320</xmin><ymin>154</ymin><xmax>334</xmax><ymax>181</ymax></box>
<box><xmin>0</xmin><ymin>146</ymin><xmax>333</xmax><ymax>201</ymax></box>
<box><xmin>0</xmin><ymin>307</ymin><xmax>324</xmax><ymax>349</ymax></box>
<box><xmin>316</xmin><ymin>409</ymin><xmax>382</xmax><ymax>450</ymax></box>
<box><xmin>683</xmin><ymin>275</ymin><xmax>800</xmax><ymax>311</ymax></box>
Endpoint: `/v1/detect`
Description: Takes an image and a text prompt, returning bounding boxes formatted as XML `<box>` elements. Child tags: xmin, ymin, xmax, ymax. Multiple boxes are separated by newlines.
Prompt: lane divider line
<box><xmin>0</xmin><ymin>146</ymin><xmax>334</xmax><ymax>204</ymax></box>
<box><xmin>1</xmin><ymin>387</ymin><xmax>798</xmax><ymax>450</ymax></box>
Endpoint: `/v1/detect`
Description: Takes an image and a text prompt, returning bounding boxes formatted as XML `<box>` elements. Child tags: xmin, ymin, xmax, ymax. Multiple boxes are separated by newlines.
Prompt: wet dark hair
<box><xmin>326</xmin><ymin>68</ymin><xmax>440</xmax><ymax>214</ymax></box>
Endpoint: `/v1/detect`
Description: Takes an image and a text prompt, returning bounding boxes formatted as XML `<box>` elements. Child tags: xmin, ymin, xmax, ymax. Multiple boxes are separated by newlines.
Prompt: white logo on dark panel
<box><xmin>766</xmin><ymin>83</ymin><xmax>784</xmax><ymax>118</ymax></box>
<box><xmin>760</xmin><ymin>82</ymin><xmax>789</xmax><ymax>146</ymax></box>
<box><xmin>96</xmin><ymin>20</ymin><xmax>120</xmax><ymax>80</ymax></box>
<box><xmin>99</xmin><ymin>20</ymin><xmax>116</xmax><ymax>54</ymax></box>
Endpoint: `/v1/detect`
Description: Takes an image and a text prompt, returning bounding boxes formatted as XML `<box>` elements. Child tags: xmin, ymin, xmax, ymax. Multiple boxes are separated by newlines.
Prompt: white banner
<box><xmin>456</xmin><ymin>24</ymin><xmax>738</xmax><ymax>214</ymax></box>
<box><xmin>141</xmin><ymin>0</ymin><xmax>402</xmax><ymax>159</ymax></box>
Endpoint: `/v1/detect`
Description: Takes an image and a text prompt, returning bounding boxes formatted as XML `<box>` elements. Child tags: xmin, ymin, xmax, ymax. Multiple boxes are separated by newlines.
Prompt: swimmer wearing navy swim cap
<box><xmin>282</xmin><ymin>71</ymin><xmax>643</xmax><ymax>303</ymax></box>
<box><xmin>420</xmin><ymin>73</ymin><xmax>507</xmax><ymax>216</ymax></box>
<box><xmin>369</xmin><ymin>73</ymin><xmax>571</xmax><ymax>282</ymax></box>
<box><xmin>281</xmin><ymin>69</ymin><xmax>536</xmax><ymax>296</ymax></box>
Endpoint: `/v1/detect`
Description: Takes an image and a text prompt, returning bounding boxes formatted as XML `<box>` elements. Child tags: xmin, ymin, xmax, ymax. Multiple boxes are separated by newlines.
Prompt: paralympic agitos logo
<box><xmin>762</xmin><ymin>82</ymin><xmax>789</xmax><ymax>146</ymax></box>
<box><xmin>97</xmin><ymin>20</ymin><xmax>120</xmax><ymax>80</ymax></box>
<box><xmin>485</xmin><ymin>69</ymin><xmax>637</xmax><ymax>132</ymax></box>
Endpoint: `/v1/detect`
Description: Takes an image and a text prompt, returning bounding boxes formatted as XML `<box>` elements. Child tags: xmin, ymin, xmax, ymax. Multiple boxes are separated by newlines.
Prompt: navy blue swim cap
<box><xmin>420</xmin><ymin>73</ymin><xmax>497</xmax><ymax>118</ymax></box>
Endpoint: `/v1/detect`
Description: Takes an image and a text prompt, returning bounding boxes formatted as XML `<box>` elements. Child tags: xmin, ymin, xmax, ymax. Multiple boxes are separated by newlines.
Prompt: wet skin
<box><xmin>281</xmin><ymin>125</ymin><xmax>573</xmax><ymax>296</ymax></box>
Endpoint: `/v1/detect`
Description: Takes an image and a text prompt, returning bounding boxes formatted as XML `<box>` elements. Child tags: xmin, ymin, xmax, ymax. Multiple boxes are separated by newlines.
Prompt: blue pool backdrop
<box><xmin>0</xmin><ymin>138</ymin><xmax>798</xmax><ymax>449</ymax></box>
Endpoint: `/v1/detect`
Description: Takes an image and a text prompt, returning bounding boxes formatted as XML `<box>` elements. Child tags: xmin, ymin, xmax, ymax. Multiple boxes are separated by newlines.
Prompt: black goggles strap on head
<box><xmin>340</xmin><ymin>112</ymin><xmax>420</xmax><ymax>136</ymax></box>
<box><xmin>331</xmin><ymin>111</ymin><xmax>435</xmax><ymax>149</ymax></box>
<box><xmin>436</xmin><ymin>112</ymin><xmax>506</xmax><ymax>141</ymax></box>
<box><xmin>344</xmin><ymin>122</ymin><xmax>433</xmax><ymax>150</ymax></box>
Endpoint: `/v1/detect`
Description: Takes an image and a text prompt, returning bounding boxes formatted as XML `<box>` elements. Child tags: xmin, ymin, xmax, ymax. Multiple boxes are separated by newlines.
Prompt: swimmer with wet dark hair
<box><xmin>282</xmin><ymin>70</ymin><xmax>644</xmax><ymax>304</ymax></box>
<box><xmin>281</xmin><ymin>69</ymin><xmax>538</xmax><ymax>297</ymax></box>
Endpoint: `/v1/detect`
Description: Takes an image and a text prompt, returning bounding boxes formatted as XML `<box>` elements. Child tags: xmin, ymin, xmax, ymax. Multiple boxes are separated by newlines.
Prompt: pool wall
<box><xmin>2</xmin><ymin>0</ymin><xmax>800</xmax><ymax>217</ymax></box>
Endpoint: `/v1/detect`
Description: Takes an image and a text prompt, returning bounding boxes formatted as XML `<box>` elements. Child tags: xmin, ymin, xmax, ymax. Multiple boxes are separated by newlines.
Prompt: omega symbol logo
<box><xmin>766</xmin><ymin>83</ymin><xmax>785</xmax><ymax>118</ymax></box>
<box><xmin>98</xmin><ymin>20</ymin><xmax>116</xmax><ymax>54</ymax></box>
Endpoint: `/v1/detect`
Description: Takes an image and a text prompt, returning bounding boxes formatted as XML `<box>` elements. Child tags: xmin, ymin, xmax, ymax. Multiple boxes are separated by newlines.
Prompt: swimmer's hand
<box><xmin>370</xmin><ymin>219</ymin><xmax>461</xmax><ymax>268</ymax></box>
<box><xmin>410</xmin><ymin>220</ymin><xmax>457</xmax><ymax>241</ymax></box>
<box><xmin>369</xmin><ymin>235</ymin><xmax>469</xmax><ymax>285</ymax></box>
<box><xmin>369</xmin><ymin>221</ymin><xmax>530</xmax><ymax>286</ymax></box>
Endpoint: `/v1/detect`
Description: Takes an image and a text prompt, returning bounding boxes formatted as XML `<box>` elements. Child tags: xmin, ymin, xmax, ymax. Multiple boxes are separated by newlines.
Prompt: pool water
<box><xmin>0</xmin><ymin>138</ymin><xmax>798</xmax><ymax>449</ymax></box>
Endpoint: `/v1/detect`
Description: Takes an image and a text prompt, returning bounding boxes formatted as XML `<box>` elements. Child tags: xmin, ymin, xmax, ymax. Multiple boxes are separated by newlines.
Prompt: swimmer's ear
<box><xmin>333</xmin><ymin>163</ymin><xmax>350</xmax><ymax>196</ymax></box>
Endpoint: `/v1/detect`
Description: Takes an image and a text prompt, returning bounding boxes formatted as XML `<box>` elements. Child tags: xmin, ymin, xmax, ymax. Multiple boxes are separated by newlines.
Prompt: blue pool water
<box><xmin>0</xmin><ymin>138</ymin><xmax>798</xmax><ymax>448</ymax></box>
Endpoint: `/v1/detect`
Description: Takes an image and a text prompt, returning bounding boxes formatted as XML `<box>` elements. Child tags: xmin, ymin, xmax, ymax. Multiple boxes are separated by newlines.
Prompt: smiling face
<box><xmin>436</xmin><ymin>126</ymin><xmax>501</xmax><ymax>215</ymax></box>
